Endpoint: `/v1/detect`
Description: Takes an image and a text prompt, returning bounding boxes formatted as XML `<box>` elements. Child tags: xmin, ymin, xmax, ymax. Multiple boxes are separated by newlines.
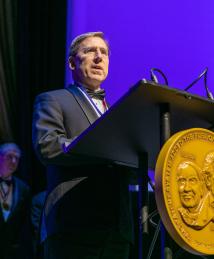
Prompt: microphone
<box><xmin>150</xmin><ymin>69</ymin><xmax>159</xmax><ymax>84</ymax></box>
<box><xmin>150</xmin><ymin>68</ymin><xmax>169</xmax><ymax>85</ymax></box>
<box><xmin>204</xmin><ymin>68</ymin><xmax>214</xmax><ymax>100</ymax></box>
<box><xmin>207</xmin><ymin>90</ymin><xmax>214</xmax><ymax>100</ymax></box>
<box><xmin>184</xmin><ymin>67</ymin><xmax>214</xmax><ymax>100</ymax></box>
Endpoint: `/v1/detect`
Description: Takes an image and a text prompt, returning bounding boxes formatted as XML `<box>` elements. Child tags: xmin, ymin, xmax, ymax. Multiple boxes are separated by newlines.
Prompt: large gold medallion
<box><xmin>155</xmin><ymin>128</ymin><xmax>214</xmax><ymax>255</ymax></box>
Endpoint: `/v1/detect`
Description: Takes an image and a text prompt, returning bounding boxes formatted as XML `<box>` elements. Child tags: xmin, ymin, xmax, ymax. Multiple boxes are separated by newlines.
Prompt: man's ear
<box><xmin>69</xmin><ymin>57</ymin><xmax>75</xmax><ymax>70</ymax></box>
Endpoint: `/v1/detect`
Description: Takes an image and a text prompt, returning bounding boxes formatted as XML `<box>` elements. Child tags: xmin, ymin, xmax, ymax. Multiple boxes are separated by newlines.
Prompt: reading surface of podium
<box><xmin>65</xmin><ymin>80</ymin><xmax>214</xmax><ymax>170</ymax></box>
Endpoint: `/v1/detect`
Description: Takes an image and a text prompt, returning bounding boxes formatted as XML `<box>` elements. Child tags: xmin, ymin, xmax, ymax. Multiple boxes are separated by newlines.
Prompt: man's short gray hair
<box><xmin>177</xmin><ymin>160</ymin><xmax>203</xmax><ymax>181</ymax></box>
<box><xmin>69</xmin><ymin>31</ymin><xmax>109</xmax><ymax>58</ymax></box>
<box><xmin>0</xmin><ymin>142</ymin><xmax>21</xmax><ymax>157</ymax></box>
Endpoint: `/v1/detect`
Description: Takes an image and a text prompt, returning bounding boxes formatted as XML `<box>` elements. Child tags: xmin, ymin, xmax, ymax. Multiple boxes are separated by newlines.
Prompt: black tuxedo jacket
<box><xmin>32</xmin><ymin>84</ymin><xmax>133</xmax><ymax>243</ymax></box>
<box><xmin>0</xmin><ymin>177</ymin><xmax>32</xmax><ymax>259</ymax></box>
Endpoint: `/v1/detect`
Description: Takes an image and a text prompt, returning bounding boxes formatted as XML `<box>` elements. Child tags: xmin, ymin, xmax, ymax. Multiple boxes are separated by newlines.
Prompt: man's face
<box><xmin>0</xmin><ymin>149</ymin><xmax>20</xmax><ymax>179</ymax></box>
<box><xmin>204</xmin><ymin>168</ymin><xmax>214</xmax><ymax>196</ymax></box>
<box><xmin>177</xmin><ymin>165</ymin><xmax>203</xmax><ymax>210</ymax></box>
<box><xmin>69</xmin><ymin>36</ymin><xmax>109</xmax><ymax>90</ymax></box>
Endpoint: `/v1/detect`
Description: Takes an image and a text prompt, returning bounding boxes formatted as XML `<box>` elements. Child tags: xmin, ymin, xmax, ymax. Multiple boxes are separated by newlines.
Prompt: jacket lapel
<box><xmin>66</xmin><ymin>84</ymin><xmax>99</xmax><ymax>124</ymax></box>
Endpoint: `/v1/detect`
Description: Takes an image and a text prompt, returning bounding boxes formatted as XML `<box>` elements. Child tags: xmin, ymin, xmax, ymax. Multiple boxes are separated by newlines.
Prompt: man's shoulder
<box><xmin>32</xmin><ymin>191</ymin><xmax>46</xmax><ymax>206</ymax></box>
<box><xmin>35</xmin><ymin>85</ymin><xmax>77</xmax><ymax>102</ymax></box>
<box><xmin>36</xmin><ymin>88</ymin><xmax>69</xmax><ymax>98</ymax></box>
<box><xmin>14</xmin><ymin>176</ymin><xmax>31</xmax><ymax>193</ymax></box>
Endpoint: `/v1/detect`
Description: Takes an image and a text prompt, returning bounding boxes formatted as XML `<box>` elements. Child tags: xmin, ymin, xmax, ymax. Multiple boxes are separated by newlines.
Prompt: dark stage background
<box><xmin>0</xmin><ymin>0</ymin><xmax>67</xmax><ymax>193</ymax></box>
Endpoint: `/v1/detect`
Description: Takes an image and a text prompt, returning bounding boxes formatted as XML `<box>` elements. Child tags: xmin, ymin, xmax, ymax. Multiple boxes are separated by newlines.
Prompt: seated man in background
<box><xmin>0</xmin><ymin>142</ymin><xmax>32</xmax><ymax>259</ymax></box>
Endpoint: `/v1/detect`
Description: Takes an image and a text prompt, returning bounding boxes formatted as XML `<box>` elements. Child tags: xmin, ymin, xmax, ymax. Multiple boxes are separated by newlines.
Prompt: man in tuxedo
<box><xmin>32</xmin><ymin>32</ymin><xmax>133</xmax><ymax>259</ymax></box>
<box><xmin>0</xmin><ymin>142</ymin><xmax>32</xmax><ymax>259</ymax></box>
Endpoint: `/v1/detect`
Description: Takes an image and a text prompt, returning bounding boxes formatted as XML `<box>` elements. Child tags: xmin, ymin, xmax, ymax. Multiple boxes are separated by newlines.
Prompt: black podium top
<box><xmin>65</xmin><ymin>80</ymin><xmax>214</xmax><ymax>169</ymax></box>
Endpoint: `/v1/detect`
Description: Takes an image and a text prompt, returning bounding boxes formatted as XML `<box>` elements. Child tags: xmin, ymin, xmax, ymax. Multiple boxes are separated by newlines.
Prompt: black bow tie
<box><xmin>85</xmin><ymin>88</ymin><xmax>105</xmax><ymax>100</ymax></box>
<box><xmin>0</xmin><ymin>178</ymin><xmax>12</xmax><ymax>186</ymax></box>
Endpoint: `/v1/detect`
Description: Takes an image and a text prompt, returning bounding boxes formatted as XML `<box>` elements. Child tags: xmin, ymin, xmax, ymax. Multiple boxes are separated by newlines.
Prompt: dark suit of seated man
<box><xmin>0</xmin><ymin>142</ymin><xmax>32</xmax><ymax>259</ymax></box>
<box><xmin>32</xmin><ymin>31</ymin><xmax>134</xmax><ymax>259</ymax></box>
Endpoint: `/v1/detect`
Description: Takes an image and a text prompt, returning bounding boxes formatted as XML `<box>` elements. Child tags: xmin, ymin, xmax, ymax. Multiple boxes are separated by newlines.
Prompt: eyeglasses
<box><xmin>3</xmin><ymin>153</ymin><xmax>20</xmax><ymax>162</ymax></box>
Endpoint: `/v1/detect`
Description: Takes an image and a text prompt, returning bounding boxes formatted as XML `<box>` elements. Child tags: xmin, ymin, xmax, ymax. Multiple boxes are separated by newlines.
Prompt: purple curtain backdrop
<box><xmin>65</xmin><ymin>0</ymin><xmax>214</xmax><ymax>104</ymax></box>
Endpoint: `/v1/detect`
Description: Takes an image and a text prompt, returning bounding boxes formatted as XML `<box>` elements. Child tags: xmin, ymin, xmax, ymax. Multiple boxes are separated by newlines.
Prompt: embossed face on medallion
<box><xmin>177</xmin><ymin>161</ymin><xmax>203</xmax><ymax>211</ymax></box>
<box><xmin>203</xmin><ymin>151</ymin><xmax>214</xmax><ymax>196</ymax></box>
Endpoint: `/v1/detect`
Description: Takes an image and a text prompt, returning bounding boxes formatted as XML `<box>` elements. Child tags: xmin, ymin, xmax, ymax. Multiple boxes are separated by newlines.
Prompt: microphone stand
<box><xmin>160</xmin><ymin>103</ymin><xmax>173</xmax><ymax>259</ymax></box>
